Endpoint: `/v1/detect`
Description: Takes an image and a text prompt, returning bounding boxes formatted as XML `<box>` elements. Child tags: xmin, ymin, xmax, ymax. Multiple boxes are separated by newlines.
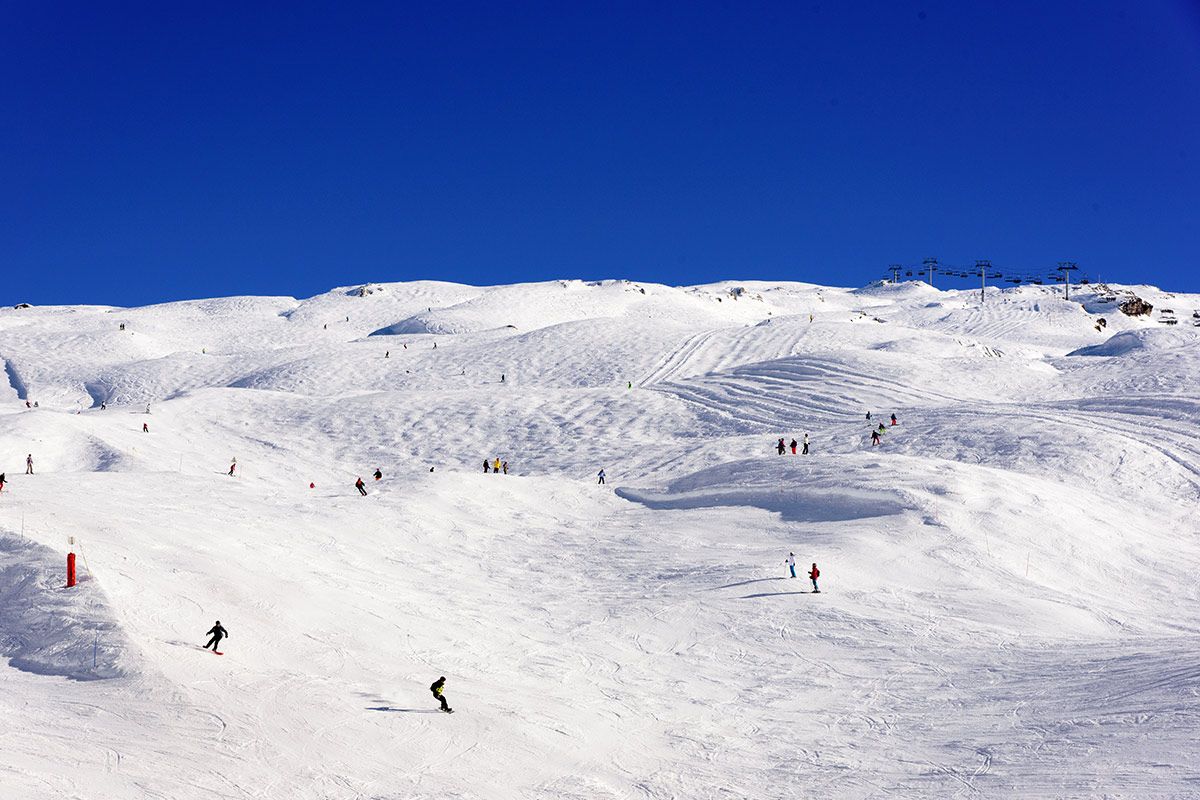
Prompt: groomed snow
<box><xmin>1</xmin><ymin>278</ymin><xmax>1198</xmax><ymax>798</ymax></box>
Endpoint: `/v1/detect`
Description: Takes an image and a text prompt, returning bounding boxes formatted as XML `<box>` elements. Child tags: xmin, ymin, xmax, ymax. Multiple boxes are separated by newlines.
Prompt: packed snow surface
<box><xmin>1</xmin><ymin>278</ymin><xmax>1198</xmax><ymax>798</ymax></box>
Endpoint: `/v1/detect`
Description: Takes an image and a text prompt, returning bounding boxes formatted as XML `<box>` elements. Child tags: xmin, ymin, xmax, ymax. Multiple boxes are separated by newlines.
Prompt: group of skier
<box><xmin>483</xmin><ymin>458</ymin><xmax>510</xmax><ymax>474</ymax></box>
<box><xmin>785</xmin><ymin>553</ymin><xmax>821</xmax><ymax>592</ymax></box>
<box><xmin>869</xmin><ymin>412</ymin><xmax>899</xmax><ymax>446</ymax></box>
<box><xmin>776</xmin><ymin>435</ymin><xmax>810</xmax><ymax>455</ymax></box>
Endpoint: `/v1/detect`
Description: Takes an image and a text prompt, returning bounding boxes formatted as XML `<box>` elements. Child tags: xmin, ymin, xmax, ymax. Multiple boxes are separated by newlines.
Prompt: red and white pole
<box><xmin>67</xmin><ymin>552</ymin><xmax>76</xmax><ymax>588</ymax></box>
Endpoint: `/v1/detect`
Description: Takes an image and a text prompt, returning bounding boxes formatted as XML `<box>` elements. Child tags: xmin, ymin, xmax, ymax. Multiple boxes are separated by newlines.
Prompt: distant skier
<box><xmin>146</xmin><ymin>405</ymin><xmax>151</xmax><ymax>414</ymax></box>
<box><xmin>776</xmin><ymin>438</ymin><xmax>786</xmax><ymax>455</ymax></box>
<box><xmin>100</xmin><ymin>402</ymin><xmax>106</xmax><ymax>410</ymax></box>
<box><xmin>228</xmin><ymin>458</ymin><xmax>237</xmax><ymax>476</ymax></box>
<box><xmin>890</xmin><ymin>413</ymin><xmax>898</xmax><ymax>426</ymax></box>
<box><xmin>500</xmin><ymin>373</ymin><xmax>505</xmax><ymax>383</ymax></box>
<box><xmin>430</xmin><ymin>676</ymin><xmax>452</xmax><ymax>713</ymax></box>
<box><xmin>355</xmin><ymin>477</ymin><xmax>368</xmax><ymax>496</ymax></box>
<box><xmin>878</xmin><ymin>423</ymin><xmax>886</xmax><ymax>434</ymax></box>
<box><xmin>385</xmin><ymin>351</ymin><xmax>390</xmax><ymax>358</ymax></box>
<box><xmin>0</xmin><ymin>473</ymin><xmax>6</xmax><ymax>492</ymax></box>
<box><xmin>493</xmin><ymin>458</ymin><xmax>502</xmax><ymax>473</ymax></box>
<box><xmin>203</xmin><ymin>620</ymin><xmax>228</xmax><ymax>652</ymax></box>
<box><xmin>866</xmin><ymin>411</ymin><xmax>871</xmax><ymax>421</ymax></box>
<box><xmin>501</xmin><ymin>461</ymin><xmax>508</xmax><ymax>475</ymax></box>
<box><xmin>870</xmin><ymin>430</ymin><xmax>881</xmax><ymax>446</ymax></box>
<box><xmin>25</xmin><ymin>400</ymin><xmax>30</xmax><ymax>409</ymax></box>
<box><xmin>809</xmin><ymin>563</ymin><xmax>820</xmax><ymax>593</ymax></box>
<box><xmin>790</xmin><ymin>438</ymin><xmax>798</xmax><ymax>454</ymax></box>
<box><xmin>374</xmin><ymin>469</ymin><xmax>382</xmax><ymax>481</ymax></box>
<box><xmin>802</xmin><ymin>433</ymin><xmax>810</xmax><ymax>455</ymax></box>
<box><xmin>26</xmin><ymin>454</ymin><xmax>33</xmax><ymax>475</ymax></box>
<box><xmin>786</xmin><ymin>552</ymin><xmax>796</xmax><ymax>578</ymax></box>
<box><xmin>627</xmin><ymin>381</ymin><xmax>632</xmax><ymax>389</ymax></box>
<box><xmin>143</xmin><ymin>422</ymin><xmax>149</xmax><ymax>433</ymax></box>
<box><xmin>483</xmin><ymin>459</ymin><xmax>490</xmax><ymax>474</ymax></box>
<box><xmin>597</xmin><ymin>469</ymin><xmax>606</xmax><ymax>485</ymax></box>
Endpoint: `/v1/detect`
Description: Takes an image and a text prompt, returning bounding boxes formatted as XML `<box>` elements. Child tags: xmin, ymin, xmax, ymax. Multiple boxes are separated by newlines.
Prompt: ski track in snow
<box><xmin>1</xmin><ymin>278</ymin><xmax>1199</xmax><ymax>798</ymax></box>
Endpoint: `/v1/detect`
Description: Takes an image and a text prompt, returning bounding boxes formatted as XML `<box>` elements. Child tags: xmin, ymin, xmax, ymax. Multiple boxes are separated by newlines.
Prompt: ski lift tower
<box><xmin>1057</xmin><ymin>261</ymin><xmax>1079</xmax><ymax>301</ymax></box>
<box><xmin>923</xmin><ymin>257</ymin><xmax>938</xmax><ymax>287</ymax></box>
<box><xmin>889</xmin><ymin>264</ymin><xmax>902</xmax><ymax>283</ymax></box>
<box><xmin>975</xmin><ymin>260</ymin><xmax>991</xmax><ymax>303</ymax></box>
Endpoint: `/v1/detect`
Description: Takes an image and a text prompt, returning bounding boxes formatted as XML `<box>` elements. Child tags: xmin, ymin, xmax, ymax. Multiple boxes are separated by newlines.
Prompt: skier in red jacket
<box><xmin>809</xmin><ymin>563</ymin><xmax>820</xmax><ymax>593</ymax></box>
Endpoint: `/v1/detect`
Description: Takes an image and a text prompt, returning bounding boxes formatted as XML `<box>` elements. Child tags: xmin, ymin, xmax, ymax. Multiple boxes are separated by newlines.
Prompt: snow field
<box><xmin>1</xmin><ymin>278</ymin><xmax>1198</xmax><ymax>798</ymax></box>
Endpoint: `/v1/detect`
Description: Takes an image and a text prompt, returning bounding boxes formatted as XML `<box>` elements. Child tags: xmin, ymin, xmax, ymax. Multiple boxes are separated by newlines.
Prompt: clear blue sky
<box><xmin>3</xmin><ymin>1</ymin><xmax>1199</xmax><ymax>306</ymax></box>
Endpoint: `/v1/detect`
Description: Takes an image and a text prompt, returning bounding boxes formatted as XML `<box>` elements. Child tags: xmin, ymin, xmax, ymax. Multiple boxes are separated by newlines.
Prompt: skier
<box><xmin>26</xmin><ymin>454</ymin><xmax>33</xmax><ymax>475</ymax></box>
<box><xmin>809</xmin><ymin>563</ymin><xmax>820</xmax><ymax>593</ymax></box>
<box><xmin>0</xmin><ymin>472</ymin><xmax>6</xmax><ymax>492</ymax></box>
<box><xmin>430</xmin><ymin>676</ymin><xmax>452</xmax><ymax>713</ymax></box>
<box><xmin>802</xmin><ymin>433</ymin><xmax>810</xmax><ymax>455</ymax></box>
<box><xmin>501</xmin><ymin>461</ymin><xmax>508</xmax><ymax>475</ymax></box>
<box><xmin>866</xmin><ymin>411</ymin><xmax>871</xmax><ymax>421</ymax></box>
<box><xmin>483</xmin><ymin>459</ymin><xmax>490</xmax><ymax>474</ymax></box>
<box><xmin>228</xmin><ymin>458</ymin><xmax>237</xmax><ymax>476</ymax></box>
<box><xmin>790</xmin><ymin>438</ymin><xmax>798</xmax><ymax>454</ymax></box>
<box><xmin>776</xmin><ymin>438</ymin><xmax>786</xmax><ymax>455</ymax></box>
<box><xmin>25</xmin><ymin>400</ymin><xmax>30</xmax><ymax>409</ymax></box>
<box><xmin>355</xmin><ymin>477</ymin><xmax>368</xmax><ymax>496</ymax></box>
<box><xmin>786</xmin><ymin>552</ymin><xmax>796</xmax><ymax>578</ymax></box>
<box><xmin>143</xmin><ymin>422</ymin><xmax>149</xmax><ymax>433</ymax></box>
<box><xmin>100</xmin><ymin>402</ymin><xmax>106</xmax><ymax>410</ymax></box>
<box><xmin>870</xmin><ymin>429</ymin><xmax>881</xmax><ymax>446</ymax></box>
<box><xmin>500</xmin><ymin>373</ymin><xmax>505</xmax><ymax>383</ymax></box>
<box><xmin>597</xmin><ymin>469</ymin><xmax>606</xmax><ymax>485</ymax></box>
<box><xmin>890</xmin><ymin>413</ymin><xmax>898</xmax><ymax>426</ymax></box>
<box><xmin>878</xmin><ymin>423</ymin><xmax>886</xmax><ymax>434</ymax></box>
<box><xmin>203</xmin><ymin>620</ymin><xmax>228</xmax><ymax>652</ymax></box>
<box><xmin>385</xmin><ymin>351</ymin><xmax>389</xmax><ymax>359</ymax></box>
<box><xmin>373</xmin><ymin>469</ymin><xmax>382</xmax><ymax>481</ymax></box>
<box><xmin>493</xmin><ymin>458</ymin><xmax>501</xmax><ymax>473</ymax></box>
<box><xmin>627</xmin><ymin>381</ymin><xmax>632</xmax><ymax>389</ymax></box>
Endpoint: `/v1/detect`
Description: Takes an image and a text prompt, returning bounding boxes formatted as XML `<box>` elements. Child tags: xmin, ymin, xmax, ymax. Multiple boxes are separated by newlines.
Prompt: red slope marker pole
<box><xmin>67</xmin><ymin>552</ymin><xmax>77</xmax><ymax>588</ymax></box>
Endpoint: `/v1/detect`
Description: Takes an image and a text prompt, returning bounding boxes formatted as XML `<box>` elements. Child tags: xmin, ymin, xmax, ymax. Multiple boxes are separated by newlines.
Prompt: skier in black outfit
<box><xmin>355</xmin><ymin>477</ymin><xmax>368</xmax><ymax>496</ymax></box>
<box><xmin>431</xmin><ymin>676</ymin><xmax>452</xmax><ymax>712</ymax></box>
<box><xmin>373</xmin><ymin>468</ymin><xmax>382</xmax><ymax>481</ymax></box>
<box><xmin>204</xmin><ymin>621</ymin><xmax>228</xmax><ymax>651</ymax></box>
<box><xmin>776</xmin><ymin>438</ymin><xmax>786</xmax><ymax>455</ymax></box>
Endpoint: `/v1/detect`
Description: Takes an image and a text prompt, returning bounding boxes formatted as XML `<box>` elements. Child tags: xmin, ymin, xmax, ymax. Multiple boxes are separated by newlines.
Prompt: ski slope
<box><xmin>1</xmin><ymin>278</ymin><xmax>1198</xmax><ymax>799</ymax></box>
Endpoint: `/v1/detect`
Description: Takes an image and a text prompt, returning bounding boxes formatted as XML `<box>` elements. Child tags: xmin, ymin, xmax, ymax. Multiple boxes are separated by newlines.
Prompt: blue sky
<box><xmin>3</xmin><ymin>1</ymin><xmax>1199</xmax><ymax>306</ymax></box>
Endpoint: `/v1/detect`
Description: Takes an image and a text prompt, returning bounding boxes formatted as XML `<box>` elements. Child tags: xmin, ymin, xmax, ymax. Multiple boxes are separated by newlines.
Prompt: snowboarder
<box><xmin>597</xmin><ymin>469</ymin><xmax>606</xmax><ymax>485</ymax></box>
<box><xmin>143</xmin><ymin>422</ymin><xmax>149</xmax><ymax>433</ymax></box>
<box><xmin>501</xmin><ymin>461</ymin><xmax>508</xmax><ymax>475</ymax></box>
<box><xmin>790</xmin><ymin>438</ymin><xmax>798</xmax><ymax>454</ymax></box>
<box><xmin>26</xmin><ymin>454</ymin><xmax>33</xmax><ymax>475</ymax></box>
<box><xmin>870</xmin><ymin>430</ymin><xmax>881</xmax><ymax>446</ymax></box>
<box><xmin>802</xmin><ymin>433</ymin><xmax>810</xmax><ymax>455</ymax></box>
<box><xmin>430</xmin><ymin>676</ymin><xmax>452</xmax><ymax>713</ymax></box>
<box><xmin>228</xmin><ymin>458</ymin><xmax>237</xmax><ymax>476</ymax></box>
<box><xmin>493</xmin><ymin>458</ymin><xmax>501</xmax><ymax>473</ymax></box>
<box><xmin>355</xmin><ymin>477</ymin><xmax>368</xmax><ymax>496</ymax></box>
<box><xmin>809</xmin><ymin>563</ymin><xmax>820</xmax><ymax>593</ymax></box>
<box><xmin>786</xmin><ymin>552</ymin><xmax>796</xmax><ymax>578</ymax></box>
<box><xmin>203</xmin><ymin>620</ymin><xmax>228</xmax><ymax>652</ymax></box>
<box><xmin>373</xmin><ymin>469</ymin><xmax>382</xmax><ymax>481</ymax></box>
<box><xmin>483</xmin><ymin>459</ymin><xmax>490</xmax><ymax>474</ymax></box>
<box><xmin>890</xmin><ymin>413</ymin><xmax>898</xmax><ymax>426</ymax></box>
<box><xmin>776</xmin><ymin>438</ymin><xmax>786</xmax><ymax>455</ymax></box>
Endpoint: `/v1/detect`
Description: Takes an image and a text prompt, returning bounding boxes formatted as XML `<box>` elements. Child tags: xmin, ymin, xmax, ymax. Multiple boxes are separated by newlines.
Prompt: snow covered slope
<box><xmin>1</xmin><ymin>278</ymin><xmax>1198</xmax><ymax>798</ymax></box>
